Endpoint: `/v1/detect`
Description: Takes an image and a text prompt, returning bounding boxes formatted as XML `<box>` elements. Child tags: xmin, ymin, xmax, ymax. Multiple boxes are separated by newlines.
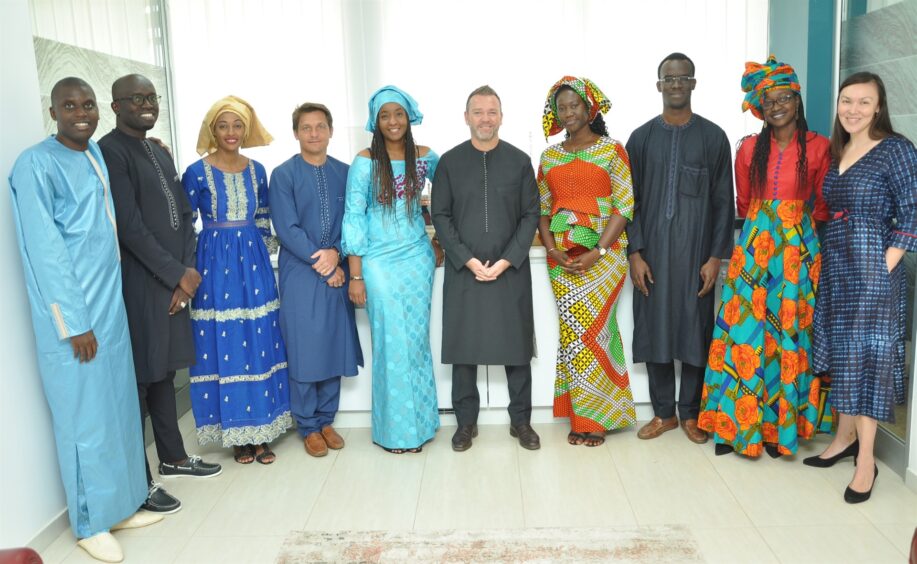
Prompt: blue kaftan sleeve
<box><xmin>887</xmin><ymin>137</ymin><xmax>917</xmax><ymax>252</ymax></box>
<box><xmin>252</xmin><ymin>161</ymin><xmax>278</xmax><ymax>254</ymax></box>
<box><xmin>268</xmin><ymin>161</ymin><xmax>321</xmax><ymax>264</ymax></box>
<box><xmin>342</xmin><ymin>156</ymin><xmax>372</xmax><ymax>257</ymax></box>
<box><xmin>8</xmin><ymin>153</ymin><xmax>91</xmax><ymax>339</ymax></box>
<box><xmin>180</xmin><ymin>164</ymin><xmax>201</xmax><ymax>227</ymax></box>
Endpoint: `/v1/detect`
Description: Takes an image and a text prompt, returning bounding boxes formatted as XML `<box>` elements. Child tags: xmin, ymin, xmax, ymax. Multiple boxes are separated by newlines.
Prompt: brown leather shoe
<box><xmin>510</xmin><ymin>423</ymin><xmax>541</xmax><ymax>450</ymax></box>
<box><xmin>637</xmin><ymin>416</ymin><xmax>678</xmax><ymax>440</ymax></box>
<box><xmin>680</xmin><ymin>419</ymin><xmax>708</xmax><ymax>444</ymax></box>
<box><xmin>304</xmin><ymin>432</ymin><xmax>328</xmax><ymax>457</ymax></box>
<box><xmin>321</xmin><ymin>426</ymin><xmax>345</xmax><ymax>450</ymax></box>
<box><xmin>452</xmin><ymin>424</ymin><xmax>478</xmax><ymax>452</ymax></box>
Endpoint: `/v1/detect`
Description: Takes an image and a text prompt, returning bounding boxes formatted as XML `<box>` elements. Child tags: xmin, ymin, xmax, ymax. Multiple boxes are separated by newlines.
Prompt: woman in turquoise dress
<box><xmin>343</xmin><ymin>85</ymin><xmax>442</xmax><ymax>453</ymax></box>
<box><xmin>182</xmin><ymin>96</ymin><xmax>292</xmax><ymax>464</ymax></box>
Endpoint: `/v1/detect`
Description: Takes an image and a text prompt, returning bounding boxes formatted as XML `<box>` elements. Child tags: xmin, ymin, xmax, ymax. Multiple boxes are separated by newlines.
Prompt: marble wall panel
<box><xmin>33</xmin><ymin>36</ymin><xmax>174</xmax><ymax>148</ymax></box>
<box><xmin>840</xmin><ymin>0</ymin><xmax>917</xmax><ymax>68</ymax></box>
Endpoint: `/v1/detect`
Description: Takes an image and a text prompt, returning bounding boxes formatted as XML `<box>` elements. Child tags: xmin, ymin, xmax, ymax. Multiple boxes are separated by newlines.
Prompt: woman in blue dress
<box><xmin>343</xmin><ymin>85</ymin><xmax>443</xmax><ymax>453</ymax></box>
<box><xmin>807</xmin><ymin>73</ymin><xmax>917</xmax><ymax>503</ymax></box>
<box><xmin>182</xmin><ymin>96</ymin><xmax>292</xmax><ymax>464</ymax></box>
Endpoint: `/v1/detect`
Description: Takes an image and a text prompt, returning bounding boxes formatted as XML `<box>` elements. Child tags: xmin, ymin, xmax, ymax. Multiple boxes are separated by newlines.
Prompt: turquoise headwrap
<box><xmin>365</xmin><ymin>85</ymin><xmax>423</xmax><ymax>132</ymax></box>
<box><xmin>741</xmin><ymin>54</ymin><xmax>801</xmax><ymax>120</ymax></box>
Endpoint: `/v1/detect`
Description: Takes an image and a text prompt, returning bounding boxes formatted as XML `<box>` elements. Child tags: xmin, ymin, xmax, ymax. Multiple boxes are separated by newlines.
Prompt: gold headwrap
<box><xmin>195</xmin><ymin>95</ymin><xmax>273</xmax><ymax>156</ymax></box>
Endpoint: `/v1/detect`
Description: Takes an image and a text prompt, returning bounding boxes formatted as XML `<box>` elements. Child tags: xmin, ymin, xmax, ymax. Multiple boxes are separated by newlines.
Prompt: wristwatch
<box><xmin>594</xmin><ymin>245</ymin><xmax>607</xmax><ymax>257</ymax></box>
<box><xmin>351</xmin><ymin>275</ymin><xmax>364</xmax><ymax>281</ymax></box>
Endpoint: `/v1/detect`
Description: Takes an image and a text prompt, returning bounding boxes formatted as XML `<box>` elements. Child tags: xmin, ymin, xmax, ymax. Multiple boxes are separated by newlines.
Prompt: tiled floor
<box><xmin>40</xmin><ymin>414</ymin><xmax>916</xmax><ymax>563</ymax></box>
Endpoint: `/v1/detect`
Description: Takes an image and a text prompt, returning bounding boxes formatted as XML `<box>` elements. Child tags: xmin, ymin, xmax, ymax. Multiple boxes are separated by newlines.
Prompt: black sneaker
<box><xmin>158</xmin><ymin>455</ymin><xmax>223</xmax><ymax>479</ymax></box>
<box><xmin>140</xmin><ymin>483</ymin><xmax>182</xmax><ymax>514</ymax></box>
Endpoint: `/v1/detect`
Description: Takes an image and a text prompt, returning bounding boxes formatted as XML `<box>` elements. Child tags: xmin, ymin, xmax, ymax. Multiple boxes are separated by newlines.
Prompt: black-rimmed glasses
<box><xmin>115</xmin><ymin>94</ymin><xmax>161</xmax><ymax>106</ymax></box>
<box><xmin>761</xmin><ymin>92</ymin><xmax>796</xmax><ymax>110</ymax></box>
<box><xmin>659</xmin><ymin>75</ymin><xmax>695</xmax><ymax>85</ymax></box>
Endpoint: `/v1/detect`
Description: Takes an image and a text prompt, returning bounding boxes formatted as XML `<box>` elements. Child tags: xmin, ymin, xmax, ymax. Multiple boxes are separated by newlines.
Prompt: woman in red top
<box><xmin>698</xmin><ymin>55</ymin><xmax>835</xmax><ymax>458</ymax></box>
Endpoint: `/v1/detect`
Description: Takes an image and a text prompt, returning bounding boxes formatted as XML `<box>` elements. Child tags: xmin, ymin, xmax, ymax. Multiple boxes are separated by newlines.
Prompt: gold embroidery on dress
<box><xmin>189</xmin><ymin>361</ymin><xmax>288</xmax><ymax>384</ymax></box>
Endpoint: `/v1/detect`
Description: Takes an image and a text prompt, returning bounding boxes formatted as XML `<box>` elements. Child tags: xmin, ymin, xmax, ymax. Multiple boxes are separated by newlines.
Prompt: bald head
<box><xmin>112</xmin><ymin>74</ymin><xmax>154</xmax><ymax>99</ymax></box>
<box><xmin>51</xmin><ymin>77</ymin><xmax>93</xmax><ymax>106</ymax></box>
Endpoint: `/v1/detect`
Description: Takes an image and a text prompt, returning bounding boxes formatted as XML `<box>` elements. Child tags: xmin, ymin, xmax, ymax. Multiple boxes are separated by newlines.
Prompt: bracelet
<box><xmin>547</xmin><ymin>248</ymin><xmax>561</xmax><ymax>255</ymax></box>
<box><xmin>351</xmin><ymin>275</ymin><xmax>364</xmax><ymax>281</ymax></box>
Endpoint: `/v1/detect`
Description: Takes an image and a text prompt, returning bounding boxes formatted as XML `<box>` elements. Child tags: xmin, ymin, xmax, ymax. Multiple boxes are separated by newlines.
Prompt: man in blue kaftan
<box><xmin>8</xmin><ymin>77</ymin><xmax>160</xmax><ymax>561</ymax></box>
<box><xmin>270</xmin><ymin>102</ymin><xmax>363</xmax><ymax>457</ymax></box>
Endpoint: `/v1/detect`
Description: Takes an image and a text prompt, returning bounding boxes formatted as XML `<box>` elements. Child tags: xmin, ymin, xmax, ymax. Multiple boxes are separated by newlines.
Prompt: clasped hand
<box><xmin>311</xmin><ymin>248</ymin><xmax>339</xmax><ymax>277</ymax></box>
<box><xmin>466</xmin><ymin>258</ymin><xmax>511</xmax><ymax>282</ymax></box>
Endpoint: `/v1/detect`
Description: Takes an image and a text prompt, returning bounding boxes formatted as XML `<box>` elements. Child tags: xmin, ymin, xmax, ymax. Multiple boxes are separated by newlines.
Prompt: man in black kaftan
<box><xmin>626</xmin><ymin>54</ymin><xmax>734</xmax><ymax>444</ymax></box>
<box><xmin>432</xmin><ymin>86</ymin><xmax>541</xmax><ymax>452</ymax></box>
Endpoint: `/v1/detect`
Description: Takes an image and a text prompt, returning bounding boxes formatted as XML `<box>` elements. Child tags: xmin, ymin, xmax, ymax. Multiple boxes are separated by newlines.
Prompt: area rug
<box><xmin>276</xmin><ymin>526</ymin><xmax>703</xmax><ymax>563</ymax></box>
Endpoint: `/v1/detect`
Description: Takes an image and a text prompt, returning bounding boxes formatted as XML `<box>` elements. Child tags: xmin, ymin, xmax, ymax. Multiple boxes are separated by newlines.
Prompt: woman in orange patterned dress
<box><xmin>537</xmin><ymin>76</ymin><xmax>635</xmax><ymax>447</ymax></box>
<box><xmin>698</xmin><ymin>56</ymin><xmax>834</xmax><ymax>458</ymax></box>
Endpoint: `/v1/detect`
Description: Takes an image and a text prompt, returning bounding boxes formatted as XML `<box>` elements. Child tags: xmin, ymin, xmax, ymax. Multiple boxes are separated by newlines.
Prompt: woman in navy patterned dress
<box><xmin>182</xmin><ymin>96</ymin><xmax>292</xmax><ymax>464</ymax></box>
<box><xmin>806</xmin><ymin>73</ymin><xmax>917</xmax><ymax>503</ymax></box>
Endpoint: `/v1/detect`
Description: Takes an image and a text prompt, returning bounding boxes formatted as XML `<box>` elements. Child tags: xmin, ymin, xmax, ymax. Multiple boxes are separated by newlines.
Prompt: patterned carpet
<box><xmin>276</xmin><ymin>526</ymin><xmax>703</xmax><ymax>563</ymax></box>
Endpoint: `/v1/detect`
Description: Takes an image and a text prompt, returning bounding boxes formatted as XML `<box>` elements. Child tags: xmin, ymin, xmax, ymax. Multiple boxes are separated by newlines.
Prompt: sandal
<box><xmin>406</xmin><ymin>446</ymin><xmax>423</xmax><ymax>454</ymax></box>
<box><xmin>234</xmin><ymin>444</ymin><xmax>255</xmax><ymax>464</ymax></box>
<box><xmin>583</xmin><ymin>433</ymin><xmax>605</xmax><ymax>447</ymax></box>
<box><xmin>382</xmin><ymin>446</ymin><xmax>406</xmax><ymax>454</ymax></box>
<box><xmin>567</xmin><ymin>432</ymin><xmax>586</xmax><ymax>446</ymax></box>
<box><xmin>254</xmin><ymin>443</ymin><xmax>276</xmax><ymax>465</ymax></box>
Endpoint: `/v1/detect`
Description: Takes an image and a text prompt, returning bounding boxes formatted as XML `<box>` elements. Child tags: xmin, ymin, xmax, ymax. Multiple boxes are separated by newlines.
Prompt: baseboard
<box><xmin>26</xmin><ymin>509</ymin><xmax>69</xmax><ymax>553</ymax></box>
<box><xmin>907</xmin><ymin>466</ymin><xmax>917</xmax><ymax>494</ymax></box>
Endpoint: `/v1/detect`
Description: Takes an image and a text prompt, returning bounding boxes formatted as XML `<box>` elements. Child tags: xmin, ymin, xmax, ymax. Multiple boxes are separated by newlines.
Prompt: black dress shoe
<box><xmin>140</xmin><ymin>483</ymin><xmax>181</xmax><ymax>514</ymax></box>
<box><xmin>844</xmin><ymin>465</ymin><xmax>878</xmax><ymax>504</ymax></box>
<box><xmin>714</xmin><ymin>443</ymin><xmax>734</xmax><ymax>456</ymax></box>
<box><xmin>452</xmin><ymin>424</ymin><xmax>478</xmax><ymax>452</ymax></box>
<box><xmin>765</xmin><ymin>444</ymin><xmax>783</xmax><ymax>459</ymax></box>
<box><xmin>509</xmin><ymin>423</ymin><xmax>541</xmax><ymax>450</ymax></box>
<box><xmin>803</xmin><ymin>439</ymin><xmax>859</xmax><ymax>468</ymax></box>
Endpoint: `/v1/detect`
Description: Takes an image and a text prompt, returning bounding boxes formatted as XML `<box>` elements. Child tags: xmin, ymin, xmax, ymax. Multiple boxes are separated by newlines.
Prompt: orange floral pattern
<box><xmin>723</xmin><ymin>295</ymin><xmax>742</xmax><ymax>326</ymax></box>
<box><xmin>708</xmin><ymin>339</ymin><xmax>726</xmax><ymax>372</ymax></box>
<box><xmin>715</xmin><ymin>411</ymin><xmax>737</xmax><ymax>441</ymax></box>
<box><xmin>728</xmin><ymin>245</ymin><xmax>745</xmax><ymax>280</ymax></box>
<box><xmin>697</xmin><ymin>410</ymin><xmax>715</xmax><ymax>432</ymax></box>
<box><xmin>734</xmin><ymin>395</ymin><xmax>758</xmax><ymax>430</ymax></box>
<box><xmin>753</xmin><ymin>231</ymin><xmax>775</xmax><ymax>268</ymax></box>
<box><xmin>731</xmin><ymin>344</ymin><xmax>760</xmax><ymax>381</ymax></box>
<box><xmin>780</xmin><ymin>350</ymin><xmax>799</xmax><ymax>384</ymax></box>
<box><xmin>777</xmin><ymin>200</ymin><xmax>803</xmax><ymax>228</ymax></box>
<box><xmin>783</xmin><ymin>246</ymin><xmax>801</xmax><ymax>283</ymax></box>
<box><xmin>762</xmin><ymin>422</ymin><xmax>778</xmax><ymax>443</ymax></box>
<box><xmin>810</xmin><ymin>253</ymin><xmax>821</xmax><ymax>287</ymax></box>
<box><xmin>752</xmin><ymin>286</ymin><xmax>766</xmax><ymax>320</ymax></box>
<box><xmin>779</xmin><ymin>298</ymin><xmax>797</xmax><ymax>330</ymax></box>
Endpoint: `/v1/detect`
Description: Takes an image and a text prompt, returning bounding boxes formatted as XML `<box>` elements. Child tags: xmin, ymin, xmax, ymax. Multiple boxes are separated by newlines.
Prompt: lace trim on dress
<box><xmin>196</xmin><ymin>411</ymin><xmax>293</xmax><ymax>447</ymax></box>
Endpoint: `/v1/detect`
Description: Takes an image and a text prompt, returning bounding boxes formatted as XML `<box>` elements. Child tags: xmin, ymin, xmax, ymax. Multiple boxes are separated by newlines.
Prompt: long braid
<box><xmin>795</xmin><ymin>98</ymin><xmax>809</xmax><ymax>195</ymax></box>
<box><xmin>369</xmin><ymin>123</ymin><xmax>420</xmax><ymax>221</ymax></box>
<box><xmin>748</xmin><ymin>123</ymin><xmax>771</xmax><ymax>199</ymax></box>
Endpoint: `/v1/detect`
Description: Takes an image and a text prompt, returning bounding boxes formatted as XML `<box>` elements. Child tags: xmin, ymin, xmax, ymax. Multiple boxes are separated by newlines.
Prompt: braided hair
<box><xmin>747</xmin><ymin>93</ymin><xmax>808</xmax><ymax>198</ymax></box>
<box><xmin>369</xmin><ymin>122</ymin><xmax>420</xmax><ymax>220</ymax></box>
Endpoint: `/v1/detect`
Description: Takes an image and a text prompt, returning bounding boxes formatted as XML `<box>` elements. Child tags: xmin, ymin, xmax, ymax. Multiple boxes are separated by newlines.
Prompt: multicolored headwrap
<box><xmin>542</xmin><ymin>76</ymin><xmax>611</xmax><ymax>140</ymax></box>
<box><xmin>196</xmin><ymin>95</ymin><xmax>273</xmax><ymax>156</ymax></box>
<box><xmin>741</xmin><ymin>54</ymin><xmax>801</xmax><ymax>120</ymax></box>
<box><xmin>365</xmin><ymin>85</ymin><xmax>423</xmax><ymax>132</ymax></box>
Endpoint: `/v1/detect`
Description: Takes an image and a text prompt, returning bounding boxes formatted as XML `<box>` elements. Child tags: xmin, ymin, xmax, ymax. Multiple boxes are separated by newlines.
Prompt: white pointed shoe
<box><xmin>77</xmin><ymin>531</ymin><xmax>123</xmax><ymax>562</ymax></box>
<box><xmin>110</xmin><ymin>510</ymin><xmax>164</xmax><ymax>531</ymax></box>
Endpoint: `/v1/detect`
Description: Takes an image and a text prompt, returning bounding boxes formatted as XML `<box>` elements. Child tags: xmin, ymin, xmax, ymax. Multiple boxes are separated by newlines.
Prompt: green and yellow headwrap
<box><xmin>741</xmin><ymin>54</ymin><xmax>801</xmax><ymax>120</ymax></box>
<box><xmin>542</xmin><ymin>76</ymin><xmax>611</xmax><ymax>140</ymax></box>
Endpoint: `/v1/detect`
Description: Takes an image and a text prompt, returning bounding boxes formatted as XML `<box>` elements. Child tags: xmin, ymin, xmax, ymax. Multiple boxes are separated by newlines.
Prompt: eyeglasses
<box><xmin>761</xmin><ymin>92</ymin><xmax>796</xmax><ymax>110</ymax></box>
<box><xmin>659</xmin><ymin>75</ymin><xmax>695</xmax><ymax>85</ymax></box>
<box><xmin>115</xmin><ymin>94</ymin><xmax>161</xmax><ymax>106</ymax></box>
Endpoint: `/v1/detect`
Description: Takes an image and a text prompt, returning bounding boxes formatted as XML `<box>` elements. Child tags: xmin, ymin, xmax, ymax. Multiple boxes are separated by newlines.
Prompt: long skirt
<box><xmin>699</xmin><ymin>199</ymin><xmax>835</xmax><ymax>457</ymax></box>
<box><xmin>549</xmin><ymin>233</ymin><xmax>635</xmax><ymax>432</ymax></box>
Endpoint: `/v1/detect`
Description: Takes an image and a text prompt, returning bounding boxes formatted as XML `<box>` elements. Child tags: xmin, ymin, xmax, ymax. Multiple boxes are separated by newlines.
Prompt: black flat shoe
<box><xmin>803</xmin><ymin>439</ymin><xmax>859</xmax><ymax>468</ymax></box>
<box><xmin>844</xmin><ymin>464</ymin><xmax>878</xmax><ymax>504</ymax></box>
<box><xmin>714</xmin><ymin>443</ymin><xmax>734</xmax><ymax>456</ymax></box>
<box><xmin>765</xmin><ymin>444</ymin><xmax>783</xmax><ymax>459</ymax></box>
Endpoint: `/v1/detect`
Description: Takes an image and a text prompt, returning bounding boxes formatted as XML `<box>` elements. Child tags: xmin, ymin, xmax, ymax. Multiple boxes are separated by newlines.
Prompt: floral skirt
<box><xmin>698</xmin><ymin>199</ymin><xmax>835</xmax><ymax>456</ymax></box>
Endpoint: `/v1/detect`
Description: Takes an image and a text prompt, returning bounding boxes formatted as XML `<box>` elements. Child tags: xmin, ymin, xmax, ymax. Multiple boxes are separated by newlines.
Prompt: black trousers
<box><xmin>646</xmin><ymin>361</ymin><xmax>704</xmax><ymax>420</ymax></box>
<box><xmin>138</xmin><ymin>371</ymin><xmax>188</xmax><ymax>484</ymax></box>
<box><xmin>451</xmin><ymin>363</ymin><xmax>532</xmax><ymax>427</ymax></box>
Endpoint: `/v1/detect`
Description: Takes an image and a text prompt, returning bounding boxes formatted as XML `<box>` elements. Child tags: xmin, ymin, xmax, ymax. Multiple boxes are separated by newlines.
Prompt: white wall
<box><xmin>0</xmin><ymin>0</ymin><xmax>68</xmax><ymax>549</ymax></box>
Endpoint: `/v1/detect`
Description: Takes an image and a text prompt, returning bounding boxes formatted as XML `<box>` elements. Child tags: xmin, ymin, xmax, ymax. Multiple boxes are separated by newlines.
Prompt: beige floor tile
<box><xmin>690</xmin><ymin>526</ymin><xmax>778</xmax><ymax>563</ymax></box>
<box><xmin>414</xmin><ymin>424</ymin><xmax>524</xmax><ymax>530</ymax></box>
<box><xmin>517</xmin><ymin>423</ymin><xmax>637</xmax><ymax>528</ymax></box>
<box><xmin>61</xmin><ymin>535</ymin><xmax>188</xmax><ymax>563</ymax></box>
<box><xmin>194</xmin><ymin>430</ymin><xmax>344</xmax><ymax>537</ymax></box>
<box><xmin>874</xmin><ymin>522</ymin><xmax>916</xmax><ymax>558</ymax></box>
<box><xmin>812</xmin><ymin>457</ymin><xmax>917</xmax><ymax>525</ymax></box>
<box><xmin>174</xmin><ymin>535</ymin><xmax>284</xmax><ymax>563</ymax></box>
<box><xmin>39</xmin><ymin>530</ymin><xmax>78</xmax><ymax>564</ymax></box>
<box><xmin>610</xmin><ymin>424</ymin><xmax>751</xmax><ymax>526</ymax></box>
<box><xmin>703</xmin><ymin>444</ymin><xmax>869</xmax><ymax>526</ymax></box>
<box><xmin>304</xmin><ymin>427</ymin><xmax>427</xmax><ymax>531</ymax></box>
<box><xmin>758</xmin><ymin>523</ymin><xmax>905</xmax><ymax>563</ymax></box>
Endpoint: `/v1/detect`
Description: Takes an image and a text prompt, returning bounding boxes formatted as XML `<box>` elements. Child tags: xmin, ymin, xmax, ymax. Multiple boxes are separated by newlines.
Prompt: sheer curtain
<box><xmin>166</xmin><ymin>0</ymin><xmax>768</xmax><ymax>172</ymax></box>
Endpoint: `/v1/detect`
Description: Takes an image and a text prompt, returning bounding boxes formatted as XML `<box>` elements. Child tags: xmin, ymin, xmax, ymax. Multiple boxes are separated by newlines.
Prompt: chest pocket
<box><xmin>679</xmin><ymin>165</ymin><xmax>709</xmax><ymax>198</ymax></box>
